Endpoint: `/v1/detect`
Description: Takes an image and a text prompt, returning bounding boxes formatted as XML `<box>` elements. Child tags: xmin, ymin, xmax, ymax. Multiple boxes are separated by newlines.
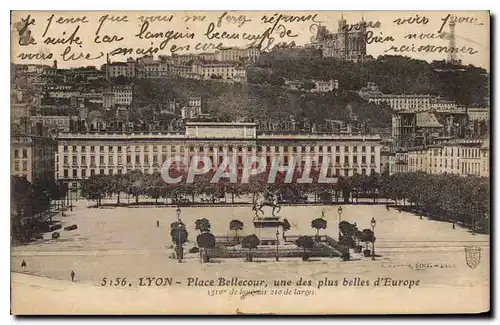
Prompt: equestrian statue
<box><xmin>252</xmin><ymin>187</ymin><xmax>282</xmax><ymax>217</ymax></box>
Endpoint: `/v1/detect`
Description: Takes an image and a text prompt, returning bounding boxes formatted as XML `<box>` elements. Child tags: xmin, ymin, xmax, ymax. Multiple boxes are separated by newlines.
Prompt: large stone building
<box><xmin>359</xmin><ymin>83</ymin><xmax>433</xmax><ymax>111</ymax></box>
<box><xmin>11</xmin><ymin>129</ymin><xmax>57</xmax><ymax>184</ymax></box>
<box><xmin>468</xmin><ymin>107</ymin><xmax>489</xmax><ymax>122</ymax></box>
<box><xmin>108</xmin><ymin>85</ymin><xmax>133</xmax><ymax>106</ymax></box>
<box><xmin>309</xmin><ymin>15</ymin><xmax>367</xmax><ymax>62</ymax></box>
<box><xmin>215</xmin><ymin>46</ymin><xmax>260</xmax><ymax>63</ymax></box>
<box><xmin>191</xmin><ymin>63</ymin><xmax>247</xmax><ymax>81</ymax></box>
<box><xmin>104</xmin><ymin>58</ymin><xmax>137</xmax><ymax>78</ymax></box>
<box><xmin>55</xmin><ymin>122</ymin><xmax>382</xmax><ymax>188</ymax></box>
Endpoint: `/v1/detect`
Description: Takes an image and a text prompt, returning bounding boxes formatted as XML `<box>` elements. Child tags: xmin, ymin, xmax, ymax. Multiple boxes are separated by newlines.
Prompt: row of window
<box><xmin>61</xmin><ymin>167</ymin><xmax>378</xmax><ymax>179</ymax></box>
<box><xmin>62</xmin><ymin>145</ymin><xmax>378</xmax><ymax>154</ymax></box>
<box><xmin>13</xmin><ymin>149</ymin><xmax>28</xmax><ymax>159</ymax></box>
<box><xmin>409</xmin><ymin>158</ymin><xmax>460</xmax><ymax>170</ymax></box>
<box><xmin>409</xmin><ymin>147</ymin><xmax>485</xmax><ymax>160</ymax></box>
<box><xmin>461</xmin><ymin>162</ymin><xmax>483</xmax><ymax>176</ymax></box>
<box><xmin>13</xmin><ymin>161</ymin><xmax>28</xmax><ymax>171</ymax></box>
<box><xmin>62</xmin><ymin>154</ymin><xmax>377</xmax><ymax>166</ymax></box>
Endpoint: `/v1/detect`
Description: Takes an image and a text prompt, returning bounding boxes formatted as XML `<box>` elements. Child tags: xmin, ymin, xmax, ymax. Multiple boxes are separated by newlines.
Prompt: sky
<box><xmin>10</xmin><ymin>11</ymin><xmax>490</xmax><ymax>70</ymax></box>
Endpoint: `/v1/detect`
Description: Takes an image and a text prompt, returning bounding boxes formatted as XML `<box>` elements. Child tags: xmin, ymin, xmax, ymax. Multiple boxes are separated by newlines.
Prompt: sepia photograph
<box><xmin>9</xmin><ymin>10</ymin><xmax>490</xmax><ymax>315</ymax></box>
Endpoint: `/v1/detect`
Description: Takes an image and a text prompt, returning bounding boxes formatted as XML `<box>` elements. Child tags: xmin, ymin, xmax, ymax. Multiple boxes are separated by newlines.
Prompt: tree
<box><xmin>241</xmin><ymin>234</ymin><xmax>260</xmax><ymax>262</ymax></box>
<box><xmin>80</xmin><ymin>174</ymin><xmax>108</xmax><ymax>206</ymax></box>
<box><xmin>197</xmin><ymin>232</ymin><xmax>216</xmax><ymax>249</ymax></box>
<box><xmin>144</xmin><ymin>172</ymin><xmax>166</xmax><ymax>206</ymax></box>
<box><xmin>295</xmin><ymin>236</ymin><xmax>315</xmax><ymax>261</ymax></box>
<box><xmin>311</xmin><ymin>218</ymin><xmax>327</xmax><ymax>239</ymax></box>
<box><xmin>127</xmin><ymin>170</ymin><xmax>144</xmax><ymax>204</ymax></box>
<box><xmin>359</xmin><ymin>229</ymin><xmax>375</xmax><ymax>250</ymax></box>
<box><xmin>11</xmin><ymin>176</ymin><xmax>36</xmax><ymax>241</ymax></box>
<box><xmin>338</xmin><ymin>220</ymin><xmax>360</xmax><ymax>248</ymax></box>
<box><xmin>281</xmin><ymin>218</ymin><xmax>291</xmax><ymax>238</ymax></box>
<box><xmin>368</xmin><ymin>172</ymin><xmax>380</xmax><ymax>203</ymax></box>
<box><xmin>195</xmin><ymin>218</ymin><xmax>211</xmax><ymax>234</ymax></box>
<box><xmin>224</xmin><ymin>183</ymin><xmax>241</xmax><ymax>204</ymax></box>
<box><xmin>229</xmin><ymin>219</ymin><xmax>244</xmax><ymax>243</ymax></box>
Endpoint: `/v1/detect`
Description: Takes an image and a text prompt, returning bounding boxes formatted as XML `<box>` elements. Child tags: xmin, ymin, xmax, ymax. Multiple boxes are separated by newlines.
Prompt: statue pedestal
<box><xmin>253</xmin><ymin>216</ymin><xmax>284</xmax><ymax>246</ymax></box>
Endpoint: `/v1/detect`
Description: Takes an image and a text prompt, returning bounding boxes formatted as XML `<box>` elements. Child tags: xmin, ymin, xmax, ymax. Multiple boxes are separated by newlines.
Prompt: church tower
<box><xmin>337</xmin><ymin>12</ymin><xmax>348</xmax><ymax>59</ymax></box>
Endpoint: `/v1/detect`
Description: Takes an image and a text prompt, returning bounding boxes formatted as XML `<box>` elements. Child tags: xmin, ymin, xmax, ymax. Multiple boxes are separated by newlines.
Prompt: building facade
<box><xmin>30</xmin><ymin>116</ymin><xmax>71</xmax><ymax>133</ymax></box>
<box><xmin>364</xmin><ymin>93</ymin><xmax>433</xmax><ymax>111</ymax></box>
<box><xmin>105</xmin><ymin>59</ymin><xmax>137</xmax><ymax>78</ymax></box>
<box><xmin>403</xmin><ymin>138</ymin><xmax>489</xmax><ymax>177</ymax></box>
<box><xmin>468</xmin><ymin>107</ymin><xmax>489</xmax><ymax>122</ymax></box>
<box><xmin>110</xmin><ymin>85</ymin><xmax>133</xmax><ymax>106</ymax></box>
<box><xmin>215</xmin><ymin>47</ymin><xmax>260</xmax><ymax>62</ymax></box>
<box><xmin>11</xmin><ymin>131</ymin><xmax>57</xmax><ymax>184</ymax></box>
<box><xmin>311</xmin><ymin>79</ymin><xmax>339</xmax><ymax>92</ymax></box>
<box><xmin>55</xmin><ymin>123</ymin><xmax>382</xmax><ymax>187</ymax></box>
<box><xmin>192</xmin><ymin>63</ymin><xmax>247</xmax><ymax>81</ymax></box>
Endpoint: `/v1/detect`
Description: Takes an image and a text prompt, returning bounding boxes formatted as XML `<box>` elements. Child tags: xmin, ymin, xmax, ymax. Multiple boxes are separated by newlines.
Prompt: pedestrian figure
<box><xmin>453</xmin><ymin>223</ymin><xmax>456</xmax><ymax>229</ymax></box>
<box><xmin>21</xmin><ymin>260</ymin><xmax>26</xmax><ymax>268</ymax></box>
<box><xmin>70</xmin><ymin>270</ymin><xmax>75</xmax><ymax>282</ymax></box>
<box><xmin>386</xmin><ymin>203</ymin><xmax>390</xmax><ymax>211</ymax></box>
<box><xmin>156</xmin><ymin>220</ymin><xmax>160</xmax><ymax>228</ymax></box>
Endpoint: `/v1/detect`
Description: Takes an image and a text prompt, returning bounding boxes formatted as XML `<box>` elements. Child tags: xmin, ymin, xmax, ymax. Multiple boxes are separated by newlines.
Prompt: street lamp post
<box><xmin>69</xmin><ymin>185</ymin><xmax>73</xmax><ymax>211</ymax></box>
<box><xmin>370</xmin><ymin>217</ymin><xmax>376</xmax><ymax>261</ymax></box>
<box><xmin>176</xmin><ymin>206</ymin><xmax>182</xmax><ymax>263</ymax></box>
<box><xmin>337</xmin><ymin>206</ymin><xmax>343</xmax><ymax>241</ymax></box>
<box><xmin>275</xmin><ymin>230</ymin><xmax>279</xmax><ymax>262</ymax></box>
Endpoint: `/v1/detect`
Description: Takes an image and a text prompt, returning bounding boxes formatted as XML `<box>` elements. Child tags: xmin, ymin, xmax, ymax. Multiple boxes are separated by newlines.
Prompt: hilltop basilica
<box><xmin>308</xmin><ymin>15</ymin><xmax>368</xmax><ymax>62</ymax></box>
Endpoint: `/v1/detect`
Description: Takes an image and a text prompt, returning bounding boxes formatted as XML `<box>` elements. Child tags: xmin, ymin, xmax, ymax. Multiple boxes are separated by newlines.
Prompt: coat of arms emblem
<box><xmin>464</xmin><ymin>246</ymin><xmax>482</xmax><ymax>269</ymax></box>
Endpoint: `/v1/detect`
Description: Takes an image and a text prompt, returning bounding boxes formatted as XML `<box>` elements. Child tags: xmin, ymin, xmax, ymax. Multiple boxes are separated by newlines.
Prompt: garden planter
<box><xmin>51</xmin><ymin>232</ymin><xmax>60</xmax><ymax>239</ymax></box>
<box><xmin>363</xmin><ymin>249</ymin><xmax>371</xmax><ymax>257</ymax></box>
<box><xmin>302</xmin><ymin>253</ymin><xmax>310</xmax><ymax>261</ymax></box>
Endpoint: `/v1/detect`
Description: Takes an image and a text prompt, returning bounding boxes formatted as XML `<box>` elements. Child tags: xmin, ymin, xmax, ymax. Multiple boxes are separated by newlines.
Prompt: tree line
<box><xmin>11</xmin><ymin>176</ymin><xmax>68</xmax><ymax>243</ymax></box>
<box><xmin>77</xmin><ymin>170</ymin><xmax>489</xmax><ymax>233</ymax></box>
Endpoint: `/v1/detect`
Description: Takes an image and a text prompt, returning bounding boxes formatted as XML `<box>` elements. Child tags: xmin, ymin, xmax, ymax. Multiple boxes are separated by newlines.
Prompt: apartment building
<box><xmin>110</xmin><ymin>85</ymin><xmax>133</xmax><ymax>106</ymax></box>
<box><xmin>11</xmin><ymin>130</ymin><xmax>57</xmax><ymax>184</ymax></box>
<box><xmin>105</xmin><ymin>59</ymin><xmax>137</xmax><ymax>78</ymax></box>
<box><xmin>403</xmin><ymin>138</ymin><xmax>489</xmax><ymax>177</ymax></box>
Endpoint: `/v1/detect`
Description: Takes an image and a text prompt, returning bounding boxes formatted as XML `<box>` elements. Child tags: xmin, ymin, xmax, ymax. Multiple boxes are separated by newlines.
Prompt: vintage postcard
<box><xmin>10</xmin><ymin>10</ymin><xmax>490</xmax><ymax>315</ymax></box>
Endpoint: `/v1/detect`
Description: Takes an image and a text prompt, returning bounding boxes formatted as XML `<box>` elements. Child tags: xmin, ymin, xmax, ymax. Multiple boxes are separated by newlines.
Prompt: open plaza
<box><xmin>12</xmin><ymin>200</ymin><xmax>489</xmax><ymax>283</ymax></box>
<box><xmin>11</xmin><ymin>199</ymin><xmax>490</xmax><ymax>314</ymax></box>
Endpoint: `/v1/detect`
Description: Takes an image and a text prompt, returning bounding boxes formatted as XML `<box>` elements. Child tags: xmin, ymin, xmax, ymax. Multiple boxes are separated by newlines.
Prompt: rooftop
<box><xmin>416</xmin><ymin>112</ymin><xmax>443</xmax><ymax>128</ymax></box>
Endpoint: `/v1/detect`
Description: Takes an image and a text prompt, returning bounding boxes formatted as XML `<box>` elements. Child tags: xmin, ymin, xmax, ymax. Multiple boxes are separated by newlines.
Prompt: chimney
<box><xmin>53</xmin><ymin>60</ymin><xmax>58</xmax><ymax>69</ymax></box>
